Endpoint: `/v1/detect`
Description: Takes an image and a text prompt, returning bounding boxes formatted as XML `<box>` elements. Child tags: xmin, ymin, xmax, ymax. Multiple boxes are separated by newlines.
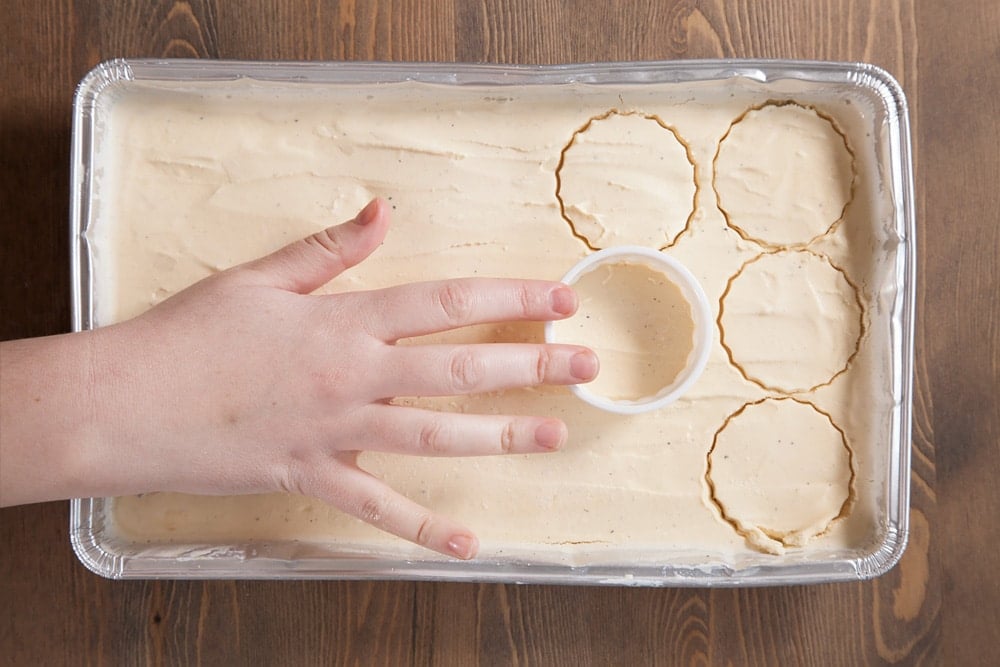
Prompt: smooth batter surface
<box><xmin>90</xmin><ymin>80</ymin><xmax>897</xmax><ymax>565</ymax></box>
<box><xmin>720</xmin><ymin>249</ymin><xmax>863</xmax><ymax>393</ymax></box>
<box><xmin>550</xmin><ymin>261</ymin><xmax>695</xmax><ymax>401</ymax></box>
<box><xmin>707</xmin><ymin>397</ymin><xmax>855</xmax><ymax>555</ymax></box>
<box><xmin>714</xmin><ymin>103</ymin><xmax>854</xmax><ymax>247</ymax></box>
<box><xmin>557</xmin><ymin>111</ymin><xmax>696</xmax><ymax>249</ymax></box>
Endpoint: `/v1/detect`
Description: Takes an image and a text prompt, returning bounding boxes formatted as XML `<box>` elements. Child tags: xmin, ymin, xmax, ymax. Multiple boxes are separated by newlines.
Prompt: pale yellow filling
<box><xmin>707</xmin><ymin>398</ymin><xmax>855</xmax><ymax>554</ymax></box>
<box><xmin>92</xmin><ymin>81</ymin><xmax>894</xmax><ymax>564</ymax></box>
<box><xmin>714</xmin><ymin>103</ymin><xmax>854</xmax><ymax>247</ymax></box>
<box><xmin>557</xmin><ymin>111</ymin><xmax>696</xmax><ymax>249</ymax></box>
<box><xmin>720</xmin><ymin>250</ymin><xmax>863</xmax><ymax>393</ymax></box>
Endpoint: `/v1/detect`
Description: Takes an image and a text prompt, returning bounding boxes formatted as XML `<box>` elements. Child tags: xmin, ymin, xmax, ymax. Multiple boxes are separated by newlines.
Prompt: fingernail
<box><xmin>570</xmin><ymin>350</ymin><xmax>599</xmax><ymax>381</ymax></box>
<box><xmin>550</xmin><ymin>285</ymin><xmax>578</xmax><ymax>316</ymax></box>
<box><xmin>534</xmin><ymin>419</ymin><xmax>566</xmax><ymax>450</ymax></box>
<box><xmin>447</xmin><ymin>534</ymin><xmax>477</xmax><ymax>560</ymax></box>
<box><xmin>354</xmin><ymin>199</ymin><xmax>380</xmax><ymax>226</ymax></box>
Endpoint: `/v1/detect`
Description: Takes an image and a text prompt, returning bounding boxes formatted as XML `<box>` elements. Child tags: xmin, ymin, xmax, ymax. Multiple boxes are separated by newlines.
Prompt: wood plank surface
<box><xmin>1</xmin><ymin>0</ymin><xmax>997</xmax><ymax>664</ymax></box>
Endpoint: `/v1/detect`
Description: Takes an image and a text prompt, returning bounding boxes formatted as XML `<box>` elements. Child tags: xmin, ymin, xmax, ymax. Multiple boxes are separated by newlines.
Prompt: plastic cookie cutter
<box><xmin>544</xmin><ymin>246</ymin><xmax>713</xmax><ymax>415</ymax></box>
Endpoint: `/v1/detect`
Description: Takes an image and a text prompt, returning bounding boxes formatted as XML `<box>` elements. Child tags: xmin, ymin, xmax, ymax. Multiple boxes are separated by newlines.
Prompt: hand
<box><xmin>82</xmin><ymin>199</ymin><xmax>598</xmax><ymax>559</ymax></box>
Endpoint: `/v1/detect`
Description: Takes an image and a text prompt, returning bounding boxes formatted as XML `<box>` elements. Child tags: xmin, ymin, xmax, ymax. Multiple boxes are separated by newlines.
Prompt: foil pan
<box><xmin>70</xmin><ymin>59</ymin><xmax>914</xmax><ymax>585</ymax></box>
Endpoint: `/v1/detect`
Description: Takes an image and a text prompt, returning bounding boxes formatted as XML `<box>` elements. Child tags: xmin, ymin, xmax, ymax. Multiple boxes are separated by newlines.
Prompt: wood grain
<box><xmin>2</xmin><ymin>0</ymin><xmax>997</xmax><ymax>664</ymax></box>
<box><xmin>916</xmin><ymin>2</ymin><xmax>1000</xmax><ymax>667</ymax></box>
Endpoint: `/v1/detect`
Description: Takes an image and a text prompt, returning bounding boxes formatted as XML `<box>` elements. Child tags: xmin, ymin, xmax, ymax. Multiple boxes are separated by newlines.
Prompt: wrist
<box><xmin>1</xmin><ymin>332</ymin><xmax>91</xmax><ymax>504</ymax></box>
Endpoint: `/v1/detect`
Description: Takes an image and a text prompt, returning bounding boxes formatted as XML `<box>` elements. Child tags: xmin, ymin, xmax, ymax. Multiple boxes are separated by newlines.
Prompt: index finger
<box><xmin>361</xmin><ymin>278</ymin><xmax>578</xmax><ymax>341</ymax></box>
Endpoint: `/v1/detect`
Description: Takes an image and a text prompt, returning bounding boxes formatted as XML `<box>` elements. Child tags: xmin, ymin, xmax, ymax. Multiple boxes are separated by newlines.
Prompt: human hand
<box><xmin>85</xmin><ymin>199</ymin><xmax>598</xmax><ymax>559</ymax></box>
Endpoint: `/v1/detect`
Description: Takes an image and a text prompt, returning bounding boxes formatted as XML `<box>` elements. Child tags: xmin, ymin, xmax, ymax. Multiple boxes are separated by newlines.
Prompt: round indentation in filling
<box><xmin>556</xmin><ymin>110</ymin><xmax>697</xmax><ymax>250</ymax></box>
<box><xmin>705</xmin><ymin>397</ymin><xmax>855</xmax><ymax>554</ymax></box>
<box><xmin>719</xmin><ymin>249</ymin><xmax>863</xmax><ymax>393</ymax></box>
<box><xmin>714</xmin><ymin>101</ymin><xmax>855</xmax><ymax>248</ymax></box>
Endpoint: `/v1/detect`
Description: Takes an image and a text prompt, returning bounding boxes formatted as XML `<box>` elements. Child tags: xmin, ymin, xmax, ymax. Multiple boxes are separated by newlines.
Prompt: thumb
<box><xmin>241</xmin><ymin>198</ymin><xmax>389</xmax><ymax>293</ymax></box>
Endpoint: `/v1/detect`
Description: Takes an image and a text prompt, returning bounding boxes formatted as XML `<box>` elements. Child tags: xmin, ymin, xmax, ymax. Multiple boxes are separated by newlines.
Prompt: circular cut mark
<box><xmin>714</xmin><ymin>102</ymin><xmax>854</xmax><ymax>248</ymax></box>
<box><xmin>719</xmin><ymin>249</ymin><xmax>863</xmax><ymax>393</ymax></box>
<box><xmin>556</xmin><ymin>110</ymin><xmax>697</xmax><ymax>250</ymax></box>
<box><xmin>706</xmin><ymin>397</ymin><xmax>855</xmax><ymax>555</ymax></box>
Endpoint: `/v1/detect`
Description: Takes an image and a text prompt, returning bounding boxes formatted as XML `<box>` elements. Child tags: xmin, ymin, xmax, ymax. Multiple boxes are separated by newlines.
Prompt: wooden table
<box><xmin>2</xmin><ymin>1</ymin><xmax>997</xmax><ymax>664</ymax></box>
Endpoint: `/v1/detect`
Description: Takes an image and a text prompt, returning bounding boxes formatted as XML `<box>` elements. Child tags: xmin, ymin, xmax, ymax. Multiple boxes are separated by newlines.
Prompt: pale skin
<box><xmin>0</xmin><ymin>199</ymin><xmax>599</xmax><ymax>560</ymax></box>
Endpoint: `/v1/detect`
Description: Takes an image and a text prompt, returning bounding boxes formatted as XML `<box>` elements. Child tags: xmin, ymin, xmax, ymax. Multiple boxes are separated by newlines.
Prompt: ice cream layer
<box><xmin>720</xmin><ymin>249</ymin><xmax>863</xmax><ymax>393</ymax></box>
<box><xmin>90</xmin><ymin>79</ymin><xmax>898</xmax><ymax>565</ymax></box>
<box><xmin>707</xmin><ymin>397</ymin><xmax>855</xmax><ymax>555</ymax></box>
<box><xmin>557</xmin><ymin>111</ymin><xmax>696</xmax><ymax>249</ymax></box>
<box><xmin>714</xmin><ymin>103</ymin><xmax>854</xmax><ymax>247</ymax></box>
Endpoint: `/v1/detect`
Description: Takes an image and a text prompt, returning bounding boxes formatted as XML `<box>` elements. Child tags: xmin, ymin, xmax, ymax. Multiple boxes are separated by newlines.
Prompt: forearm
<box><xmin>0</xmin><ymin>330</ymin><xmax>119</xmax><ymax>505</ymax></box>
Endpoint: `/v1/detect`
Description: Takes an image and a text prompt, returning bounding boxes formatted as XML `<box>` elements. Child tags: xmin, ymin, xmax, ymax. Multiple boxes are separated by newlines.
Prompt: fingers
<box><xmin>355</xmin><ymin>405</ymin><xmax>567</xmax><ymax>456</ymax></box>
<box><xmin>375</xmin><ymin>344</ymin><xmax>599</xmax><ymax>398</ymax></box>
<box><xmin>306</xmin><ymin>458</ymin><xmax>479</xmax><ymax>559</ymax></box>
<box><xmin>241</xmin><ymin>198</ymin><xmax>390</xmax><ymax>293</ymax></box>
<box><xmin>300</xmin><ymin>405</ymin><xmax>569</xmax><ymax>560</ymax></box>
<box><xmin>363</xmin><ymin>278</ymin><xmax>578</xmax><ymax>341</ymax></box>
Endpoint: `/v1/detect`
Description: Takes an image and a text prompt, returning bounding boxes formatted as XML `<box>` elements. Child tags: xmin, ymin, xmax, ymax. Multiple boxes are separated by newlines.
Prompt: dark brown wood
<box><xmin>2</xmin><ymin>0</ymin><xmax>997</xmax><ymax>664</ymax></box>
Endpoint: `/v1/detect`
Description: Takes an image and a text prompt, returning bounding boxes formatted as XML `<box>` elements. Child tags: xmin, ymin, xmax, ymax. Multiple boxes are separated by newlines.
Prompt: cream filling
<box><xmin>720</xmin><ymin>249</ymin><xmax>864</xmax><ymax>393</ymax></box>
<box><xmin>550</xmin><ymin>261</ymin><xmax>695</xmax><ymax>401</ymax></box>
<box><xmin>556</xmin><ymin>111</ymin><xmax>696</xmax><ymax>249</ymax></box>
<box><xmin>714</xmin><ymin>103</ymin><xmax>855</xmax><ymax>248</ymax></box>
<box><xmin>706</xmin><ymin>397</ymin><xmax>855</xmax><ymax>555</ymax></box>
<box><xmin>90</xmin><ymin>80</ymin><xmax>896</xmax><ymax>565</ymax></box>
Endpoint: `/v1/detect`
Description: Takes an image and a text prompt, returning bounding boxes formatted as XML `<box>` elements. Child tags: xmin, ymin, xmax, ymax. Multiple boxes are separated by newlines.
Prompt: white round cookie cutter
<box><xmin>544</xmin><ymin>246</ymin><xmax>713</xmax><ymax>415</ymax></box>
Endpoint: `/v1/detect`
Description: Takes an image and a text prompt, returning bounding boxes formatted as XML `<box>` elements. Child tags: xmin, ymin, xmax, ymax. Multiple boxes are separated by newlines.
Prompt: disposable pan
<box><xmin>70</xmin><ymin>59</ymin><xmax>915</xmax><ymax>585</ymax></box>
